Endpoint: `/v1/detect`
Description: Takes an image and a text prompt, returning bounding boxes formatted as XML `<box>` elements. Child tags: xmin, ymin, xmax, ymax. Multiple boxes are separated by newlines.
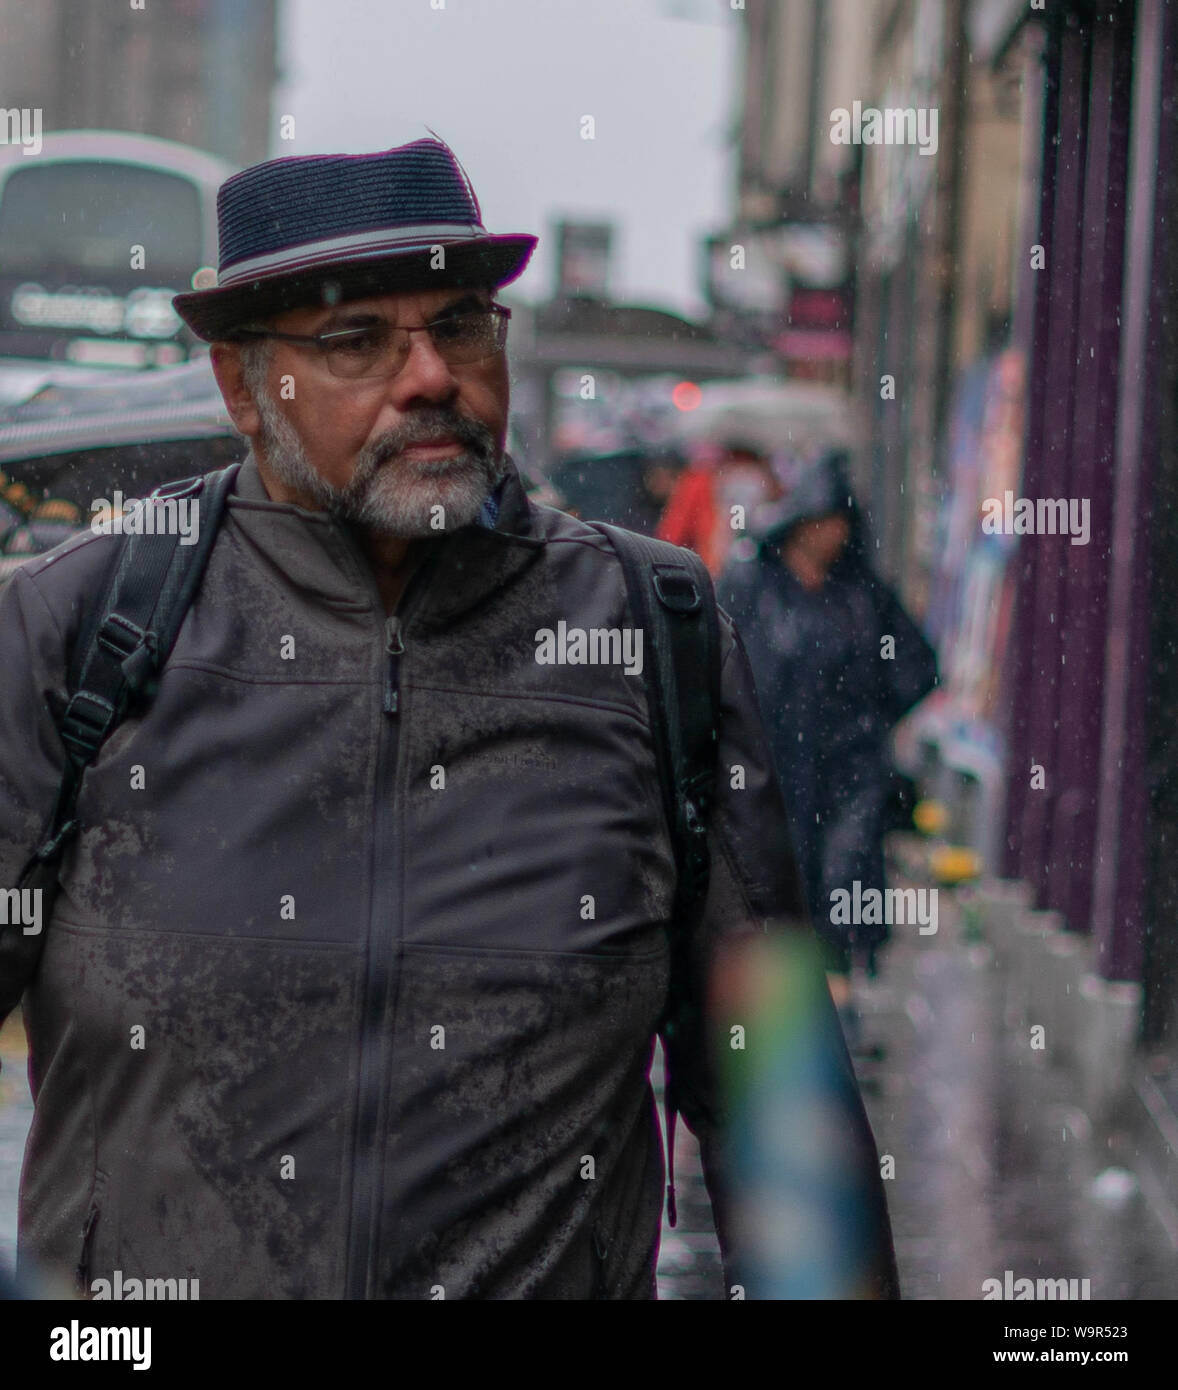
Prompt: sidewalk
<box><xmin>854</xmin><ymin>855</ymin><xmax>1178</xmax><ymax>1299</ymax></box>
<box><xmin>651</xmin><ymin>1045</ymin><xmax>723</xmax><ymax>1299</ymax></box>
<box><xmin>656</xmin><ymin>851</ymin><xmax>1178</xmax><ymax>1299</ymax></box>
<box><xmin>0</xmin><ymin>1011</ymin><xmax>32</xmax><ymax>1280</ymax></box>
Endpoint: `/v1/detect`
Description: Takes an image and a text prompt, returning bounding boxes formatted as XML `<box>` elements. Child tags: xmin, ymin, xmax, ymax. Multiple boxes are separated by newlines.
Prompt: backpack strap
<box><xmin>19</xmin><ymin>462</ymin><xmax>240</xmax><ymax>901</ymax></box>
<box><xmin>592</xmin><ymin>523</ymin><xmax>722</xmax><ymax>1229</ymax></box>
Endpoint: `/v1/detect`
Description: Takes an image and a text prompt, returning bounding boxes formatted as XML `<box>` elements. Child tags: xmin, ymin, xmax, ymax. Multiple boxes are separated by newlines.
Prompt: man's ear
<box><xmin>210</xmin><ymin>341</ymin><xmax>262</xmax><ymax>439</ymax></box>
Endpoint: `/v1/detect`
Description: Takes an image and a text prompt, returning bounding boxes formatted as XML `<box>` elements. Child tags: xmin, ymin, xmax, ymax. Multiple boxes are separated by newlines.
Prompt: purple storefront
<box><xmin>998</xmin><ymin>0</ymin><xmax>1177</xmax><ymax>1020</ymax></box>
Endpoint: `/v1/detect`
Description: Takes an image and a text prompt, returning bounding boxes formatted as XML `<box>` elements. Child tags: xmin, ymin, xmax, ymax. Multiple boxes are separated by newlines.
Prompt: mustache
<box><xmin>363</xmin><ymin>410</ymin><xmax>496</xmax><ymax>469</ymax></box>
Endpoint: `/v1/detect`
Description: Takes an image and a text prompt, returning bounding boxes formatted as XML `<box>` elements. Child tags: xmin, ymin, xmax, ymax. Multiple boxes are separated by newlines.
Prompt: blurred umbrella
<box><xmin>671</xmin><ymin>378</ymin><xmax>859</xmax><ymax>457</ymax></box>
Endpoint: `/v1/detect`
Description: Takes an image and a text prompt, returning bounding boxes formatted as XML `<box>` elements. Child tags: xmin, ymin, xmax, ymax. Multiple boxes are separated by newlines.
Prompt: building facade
<box><xmin>0</xmin><ymin>0</ymin><xmax>276</xmax><ymax>168</ymax></box>
<box><xmin>729</xmin><ymin>0</ymin><xmax>1178</xmax><ymax>1149</ymax></box>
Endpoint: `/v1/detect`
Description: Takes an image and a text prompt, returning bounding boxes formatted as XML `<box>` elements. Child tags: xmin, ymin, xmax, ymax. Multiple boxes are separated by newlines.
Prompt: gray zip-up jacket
<box><xmin>0</xmin><ymin>455</ymin><xmax>898</xmax><ymax>1299</ymax></box>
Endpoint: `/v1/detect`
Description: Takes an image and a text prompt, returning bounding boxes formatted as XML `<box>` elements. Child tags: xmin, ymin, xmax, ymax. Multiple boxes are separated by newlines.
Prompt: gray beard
<box><xmin>251</xmin><ymin>381</ymin><xmax>506</xmax><ymax>538</ymax></box>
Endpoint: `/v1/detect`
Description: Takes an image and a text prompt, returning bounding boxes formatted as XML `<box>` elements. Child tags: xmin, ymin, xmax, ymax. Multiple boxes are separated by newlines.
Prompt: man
<box><xmin>0</xmin><ymin>138</ymin><xmax>898</xmax><ymax>1299</ymax></box>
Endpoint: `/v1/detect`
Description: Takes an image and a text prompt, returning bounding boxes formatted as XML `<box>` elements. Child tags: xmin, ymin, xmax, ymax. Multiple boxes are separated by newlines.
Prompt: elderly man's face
<box><xmin>212</xmin><ymin>284</ymin><xmax>510</xmax><ymax>537</ymax></box>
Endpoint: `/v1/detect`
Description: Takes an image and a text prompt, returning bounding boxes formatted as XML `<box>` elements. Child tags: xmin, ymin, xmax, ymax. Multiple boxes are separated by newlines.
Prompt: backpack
<box><xmin>17</xmin><ymin>467</ymin><xmax>723</xmax><ymax>1230</ymax></box>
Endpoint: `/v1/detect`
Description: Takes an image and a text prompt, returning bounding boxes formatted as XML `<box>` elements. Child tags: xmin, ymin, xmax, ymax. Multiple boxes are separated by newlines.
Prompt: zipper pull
<box><xmin>384</xmin><ymin>616</ymin><xmax>404</xmax><ymax>716</ymax></box>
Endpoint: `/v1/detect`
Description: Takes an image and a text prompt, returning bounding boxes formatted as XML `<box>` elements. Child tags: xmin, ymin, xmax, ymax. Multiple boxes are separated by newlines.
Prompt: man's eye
<box><xmin>431</xmin><ymin>315</ymin><xmax>479</xmax><ymax>343</ymax></box>
<box><xmin>332</xmin><ymin>328</ymin><xmax>385</xmax><ymax>354</ymax></box>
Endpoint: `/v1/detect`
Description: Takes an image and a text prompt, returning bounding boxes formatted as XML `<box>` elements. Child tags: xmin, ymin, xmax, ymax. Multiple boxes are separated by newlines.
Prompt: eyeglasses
<box><xmin>232</xmin><ymin>304</ymin><xmax>512</xmax><ymax>380</ymax></box>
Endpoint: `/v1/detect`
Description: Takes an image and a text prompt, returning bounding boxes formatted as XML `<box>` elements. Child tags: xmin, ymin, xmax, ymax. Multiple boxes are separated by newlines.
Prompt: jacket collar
<box><xmin>227</xmin><ymin>451</ymin><xmax>545</xmax><ymax>627</ymax></box>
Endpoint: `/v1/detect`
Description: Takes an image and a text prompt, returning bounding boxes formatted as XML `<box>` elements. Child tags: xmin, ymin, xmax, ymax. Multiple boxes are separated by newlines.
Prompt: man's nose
<box><xmin>384</xmin><ymin>326</ymin><xmax>459</xmax><ymax>407</ymax></box>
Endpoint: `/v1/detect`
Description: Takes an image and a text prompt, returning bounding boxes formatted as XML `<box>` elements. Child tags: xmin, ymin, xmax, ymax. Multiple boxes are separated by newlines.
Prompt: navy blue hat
<box><xmin>173</xmin><ymin>137</ymin><xmax>537</xmax><ymax>341</ymax></box>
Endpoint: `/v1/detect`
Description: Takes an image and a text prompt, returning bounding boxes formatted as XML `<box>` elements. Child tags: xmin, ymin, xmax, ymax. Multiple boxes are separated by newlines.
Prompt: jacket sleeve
<box><xmin>869</xmin><ymin>577</ymin><xmax>940</xmax><ymax>724</ymax></box>
<box><xmin>661</xmin><ymin>608</ymin><xmax>901</xmax><ymax>1299</ymax></box>
<box><xmin>0</xmin><ymin>566</ymin><xmax>71</xmax><ymax>1036</ymax></box>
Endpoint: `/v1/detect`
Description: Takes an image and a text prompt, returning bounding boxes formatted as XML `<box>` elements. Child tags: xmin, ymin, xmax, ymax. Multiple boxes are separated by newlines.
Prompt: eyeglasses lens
<box><xmin>326</xmin><ymin>311</ymin><xmax>506</xmax><ymax>379</ymax></box>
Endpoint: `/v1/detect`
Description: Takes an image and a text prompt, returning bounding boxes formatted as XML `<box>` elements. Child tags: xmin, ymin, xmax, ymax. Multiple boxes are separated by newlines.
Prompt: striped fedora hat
<box><xmin>173</xmin><ymin>137</ymin><xmax>537</xmax><ymax>342</ymax></box>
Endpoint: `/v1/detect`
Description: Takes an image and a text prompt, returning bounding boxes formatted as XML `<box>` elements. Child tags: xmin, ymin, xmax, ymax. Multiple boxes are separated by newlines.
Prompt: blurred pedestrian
<box><xmin>548</xmin><ymin>446</ymin><xmax>681</xmax><ymax>533</ymax></box>
<box><xmin>718</xmin><ymin>450</ymin><xmax>938</xmax><ymax>1046</ymax></box>
<box><xmin>657</xmin><ymin>438</ymin><xmax>782</xmax><ymax>576</ymax></box>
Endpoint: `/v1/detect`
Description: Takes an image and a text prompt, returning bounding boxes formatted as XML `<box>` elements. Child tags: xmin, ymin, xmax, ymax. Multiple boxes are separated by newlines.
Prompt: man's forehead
<box><xmin>276</xmin><ymin>284</ymin><xmax>493</xmax><ymax>331</ymax></box>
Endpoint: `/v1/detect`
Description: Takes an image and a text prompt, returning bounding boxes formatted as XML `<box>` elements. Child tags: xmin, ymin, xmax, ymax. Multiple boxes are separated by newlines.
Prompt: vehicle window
<box><xmin>0</xmin><ymin>162</ymin><xmax>203</xmax><ymax>280</ymax></box>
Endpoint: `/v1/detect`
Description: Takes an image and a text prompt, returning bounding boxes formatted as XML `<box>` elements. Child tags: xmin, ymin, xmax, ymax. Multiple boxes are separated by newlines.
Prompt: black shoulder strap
<box><xmin>593</xmin><ymin>524</ymin><xmax>722</xmax><ymax>913</ymax></box>
<box><xmin>19</xmin><ymin>462</ymin><xmax>240</xmax><ymax>897</ymax></box>
<box><xmin>592</xmin><ymin>522</ymin><xmax>723</xmax><ymax>1228</ymax></box>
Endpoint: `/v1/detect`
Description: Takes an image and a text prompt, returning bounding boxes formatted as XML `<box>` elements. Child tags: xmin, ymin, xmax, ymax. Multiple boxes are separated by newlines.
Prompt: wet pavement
<box><xmin>3</xmin><ymin>859</ymin><xmax>1176</xmax><ymax>1298</ymax></box>
<box><xmin>654</xmin><ymin>855</ymin><xmax>1178</xmax><ymax>1299</ymax></box>
<box><xmin>855</xmin><ymin>862</ymin><xmax>1178</xmax><ymax>1300</ymax></box>
<box><xmin>651</xmin><ymin>1044</ymin><xmax>724</xmax><ymax>1299</ymax></box>
<box><xmin>0</xmin><ymin>1011</ymin><xmax>32</xmax><ymax>1282</ymax></box>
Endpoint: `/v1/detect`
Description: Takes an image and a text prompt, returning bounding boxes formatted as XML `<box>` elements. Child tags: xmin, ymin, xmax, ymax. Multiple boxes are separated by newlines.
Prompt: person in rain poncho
<box><xmin>717</xmin><ymin>450</ymin><xmax>938</xmax><ymax>1042</ymax></box>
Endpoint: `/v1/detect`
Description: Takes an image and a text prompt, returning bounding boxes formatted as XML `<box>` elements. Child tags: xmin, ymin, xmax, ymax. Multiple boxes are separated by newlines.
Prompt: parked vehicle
<box><xmin>0</xmin><ymin>355</ymin><xmax>239</xmax><ymax>584</ymax></box>
<box><xmin>0</xmin><ymin>130</ymin><xmax>233</xmax><ymax>369</ymax></box>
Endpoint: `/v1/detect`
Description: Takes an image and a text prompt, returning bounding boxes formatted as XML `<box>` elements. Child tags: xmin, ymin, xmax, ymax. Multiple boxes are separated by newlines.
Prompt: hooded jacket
<box><xmin>0</xmin><ymin>454</ymin><xmax>898</xmax><ymax>1299</ymax></box>
<box><xmin>718</xmin><ymin>452</ymin><xmax>938</xmax><ymax>961</ymax></box>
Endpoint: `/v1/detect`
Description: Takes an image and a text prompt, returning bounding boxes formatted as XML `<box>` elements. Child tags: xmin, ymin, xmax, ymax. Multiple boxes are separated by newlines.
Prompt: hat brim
<box><xmin>173</xmin><ymin>234</ymin><xmax>537</xmax><ymax>342</ymax></box>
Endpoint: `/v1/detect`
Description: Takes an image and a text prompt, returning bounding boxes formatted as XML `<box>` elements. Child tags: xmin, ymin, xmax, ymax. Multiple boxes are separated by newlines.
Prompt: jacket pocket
<box><xmin>75</xmin><ymin>1168</ymin><xmax>108</xmax><ymax>1296</ymax></box>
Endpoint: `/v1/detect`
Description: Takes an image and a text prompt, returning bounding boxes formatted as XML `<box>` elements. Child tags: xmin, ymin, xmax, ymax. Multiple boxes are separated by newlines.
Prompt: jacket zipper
<box><xmin>75</xmin><ymin>1200</ymin><xmax>100</xmax><ymax>1294</ymax></box>
<box><xmin>345</xmin><ymin>567</ymin><xmax>432</xmax><ymax>1300</ymax></box>
<box><xmin>383</xmin><ymin>616</ymin><xmax>404</xmax><ymax>714</ymax></box>
<box><xmin>592</xmin><ymin>1221</ymin><xmax>610</xmax><ymax>1299</ymax></box>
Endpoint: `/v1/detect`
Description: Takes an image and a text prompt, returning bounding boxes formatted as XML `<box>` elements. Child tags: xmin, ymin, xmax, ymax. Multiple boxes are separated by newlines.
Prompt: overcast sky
<box><xmin>274</xmin><ymin>0</ymin><xmax>740</xmax><ymax>319</ymax></box>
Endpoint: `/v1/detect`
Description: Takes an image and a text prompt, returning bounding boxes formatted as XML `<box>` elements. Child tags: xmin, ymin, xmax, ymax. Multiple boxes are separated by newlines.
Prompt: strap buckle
<box><xmin>151</xmin><ymin>474</ymin><xmax>205</xmax><ymax>501</ymax></box>
<box><xmin>652</xmin><ymin>564</ymin><xmax>702</xmax><ymax>614</ymax></box>
<box><xmin>96</xmin><ymin>614</ymin><xmax>158</xmax><ymax>691</ymax></box>
<box><xmin>34</xmin><ymin>818</ymin><xmax>80</xmax><ymax>864</ymax></box>
<box><xmin>59</xmin><ymin>690</ymin><xmax>118</xmax><ymax>761</ymax></box>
